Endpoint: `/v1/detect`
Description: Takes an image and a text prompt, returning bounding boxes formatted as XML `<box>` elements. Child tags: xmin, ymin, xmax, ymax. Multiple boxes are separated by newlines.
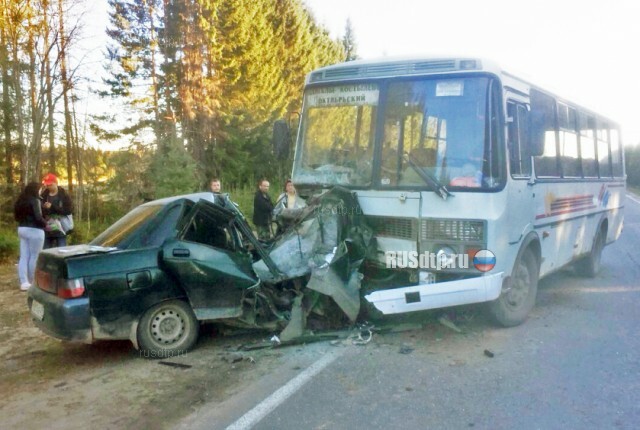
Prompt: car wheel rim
<box><xmin>149</xmin><ymin>307</ymin><xmax>186</xmax><ymax>346</ymax></box>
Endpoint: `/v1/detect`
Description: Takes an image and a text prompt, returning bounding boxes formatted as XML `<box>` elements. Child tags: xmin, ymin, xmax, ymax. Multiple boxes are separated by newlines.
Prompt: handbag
<box><xmin>59</xmin><ymin>214</ymin><xmax>74</xmax><ymax>234</ymax></box>
<box><xmin>45</xmin><ymin>217</ymin><xmax>63</xmax><ymax>233</ymax></box>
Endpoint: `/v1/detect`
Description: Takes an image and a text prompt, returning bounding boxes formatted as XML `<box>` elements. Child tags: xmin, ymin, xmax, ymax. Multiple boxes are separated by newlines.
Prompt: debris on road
<box><xmin>483</xmin><ymin>349</ymin><xmax>495</xmax><ymax>358</ymax></box>
<box><xmin>222</xmin><ymin>353</ymin><xmax>244</xmax><ymax>364</ymax></box>
<box><xmin>438</xmin><ymin>314</ymin><xmax>463</xmax><ymax>333</ymax></box>
<box><xmin>350</xmin><ymin>323</ymin><xmax>374</xmax><ymax>345</ymax></box>
<box><xmin>158</xmin><ymin>361</ymin><xmax>192</xmax><ymax>369</ymax></box>
<box><xmin>399</xmin><ymin>344</ymin><xmax>414</xmax><ymax>354</ymax></box>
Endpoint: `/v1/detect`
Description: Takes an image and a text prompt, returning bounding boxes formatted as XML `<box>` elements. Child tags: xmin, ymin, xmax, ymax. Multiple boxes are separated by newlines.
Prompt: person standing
<box><xmin>209</xmin><ymin>177</ymin><xmax>227</xmax><ymax>208</ymax></box>
<box><xmin>41</xmin><ymin>173</ymin><xmax>73</xmax><ymax>248</ymax></box>
<box><xmin>252</xmin><ymin>179</ymin><xmax>274</xmax><ymax>240</ymax></box>
<box><xmin>273</xmin><ymin>179</ymin><xmax>307</xmax><ymax>232</ymax></box>
<box><xmin>14</xmin><ymin>182</ymin><xmax>46</xmax><ymax>291</ymax></box>
<box><xmin>210</xmin><ymin>178</ymin><xmax>222</xmax><ymax>193</ymax></box>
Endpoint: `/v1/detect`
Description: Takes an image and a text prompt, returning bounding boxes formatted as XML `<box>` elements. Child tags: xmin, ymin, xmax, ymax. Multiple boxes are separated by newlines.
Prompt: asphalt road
<box><xmin>182</xmin><ymin>195</ymin><xmax>640</xmax><ymax>430</ymax></box>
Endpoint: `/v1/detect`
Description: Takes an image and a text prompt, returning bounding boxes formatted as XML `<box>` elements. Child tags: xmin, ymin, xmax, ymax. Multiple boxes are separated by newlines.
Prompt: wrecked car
<box><xmin>27</xmin><ymin>188</ymin><xmax>372</xmax><ymax>355</ymax></box>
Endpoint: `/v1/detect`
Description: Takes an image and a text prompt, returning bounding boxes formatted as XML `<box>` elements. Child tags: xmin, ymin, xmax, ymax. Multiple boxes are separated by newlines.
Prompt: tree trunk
<box><xmin>11</xmin><ymin>33</ymin><xmax>26</xmax><ymax>185</ymax></box>
<box><xmin>0</xmin><ymin>19</ymin><xmax>13</xmax><ymax>183</ymax></box>
<box><xmin>27</xmin><ymin>0</ymin><xmax>43</xmax><ymax>181</ymax></box>
<box><xmin>58</xmin><ymin>0</ymin><xmax>74</xmax><ymax>191</ymax></box>
<box><xmin>43</xmin><ymin>0</ymin><xmax>56</xmax><ymax>174</ymax></box>
<box><xmin>145</xmin><ymin>0</ymin><xmax>161</xmax><ymax>142</ymax></box>
<box><xmin>71</xmin><ymin>89</ymin><xmax>83</xmax><ymax>218</ymax></box>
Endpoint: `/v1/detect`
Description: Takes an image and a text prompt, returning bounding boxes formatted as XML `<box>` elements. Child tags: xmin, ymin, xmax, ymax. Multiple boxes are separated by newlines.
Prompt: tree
<box><xmin>342</xmin><ymin>18</ymin><xmax>358</xmax><ymax>62</ymax></box>
<box><xmin>145</xmin><ymin>140</ymin><xmax>200</xmax><ymax>198</ymax></box>
<box><xmin>100</xmin><ymin>0</ymin><xmax>345</xmax><ymax>193</ymax></box>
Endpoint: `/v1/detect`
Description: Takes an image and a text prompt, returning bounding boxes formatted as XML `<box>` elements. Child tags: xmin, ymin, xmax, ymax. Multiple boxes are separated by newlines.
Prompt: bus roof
<box><xmin>306</xmin><ymin>56</ymin><xmax>619</xmax><ymax>127</ymax></box>
<box><xmin>306</xmin><ymin>57</ymin><xmax>502</xmax><ymax>84</ymax></box>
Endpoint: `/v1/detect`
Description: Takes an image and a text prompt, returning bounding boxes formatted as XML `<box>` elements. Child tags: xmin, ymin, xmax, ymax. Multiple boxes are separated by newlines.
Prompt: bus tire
<box><xmin>575</xmin><ymin>227</ymin><xmax>605</xmax><ymax>278</ymax></box>
<box><xmin>488</xmin><ymin>248</ymin><xmax>539</xmax><ymax>327</ymax></box>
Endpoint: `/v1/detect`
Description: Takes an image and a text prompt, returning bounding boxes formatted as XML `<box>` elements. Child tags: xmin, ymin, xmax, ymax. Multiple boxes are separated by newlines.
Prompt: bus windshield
<box><xmin>293</xmin><ymin>76</ymin><xmax>503</xmax><ymax>190</ymax></box>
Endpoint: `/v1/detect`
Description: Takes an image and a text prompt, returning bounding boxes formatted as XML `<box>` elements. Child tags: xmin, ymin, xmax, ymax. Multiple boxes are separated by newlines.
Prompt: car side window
<box><xmin>139</xmin><ymin>204</ymin><xmax>183</xmax><ymax>248</ymax></box>
<box><xmin>183</xmin><ymin>210</ymin><xmax>235</xmax><ymax>251</ymax></box>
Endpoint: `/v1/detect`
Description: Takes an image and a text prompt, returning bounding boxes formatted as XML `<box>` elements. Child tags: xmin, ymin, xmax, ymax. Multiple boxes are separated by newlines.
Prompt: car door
<box><xmin>161</xmin><ymin>200</ymin><xmax>259</xmax><ymax>320</ymax></box>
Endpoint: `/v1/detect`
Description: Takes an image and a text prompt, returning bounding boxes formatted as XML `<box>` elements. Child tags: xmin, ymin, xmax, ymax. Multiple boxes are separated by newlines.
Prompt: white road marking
<box><xmin>225</xmin><ymin>350</ymin><xmax>344</xmax><ymax>430</ymax></box>
<box><xmin>626</xmin><ymin>193</ymin><xmax>640</xmax><ymax>205</ymax></box>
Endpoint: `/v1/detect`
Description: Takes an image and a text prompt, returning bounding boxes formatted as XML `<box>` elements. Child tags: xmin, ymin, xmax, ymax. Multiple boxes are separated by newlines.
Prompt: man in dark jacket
<box><xmin>252</xmin><ymin>179</ymin><xmax>274</xmax><ymax>240</ymax></box>
<box><xmin>41</xmin><ymin>173</ymin><xmax>73</xmax><ymax>248</ymax></box>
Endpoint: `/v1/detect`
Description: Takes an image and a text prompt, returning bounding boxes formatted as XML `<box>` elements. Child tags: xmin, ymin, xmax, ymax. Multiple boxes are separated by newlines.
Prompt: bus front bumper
<box><xmin>364</xmin><ymin>272</ymin><xmax>505</xmax><ymax>314</ymax></box>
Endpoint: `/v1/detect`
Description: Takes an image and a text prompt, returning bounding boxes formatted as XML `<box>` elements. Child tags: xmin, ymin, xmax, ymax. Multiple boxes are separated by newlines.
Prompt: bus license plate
<box><xmin>31</xmin><ymin>300</ymin><xmax>44</xmax><ymax>321</ymax></box>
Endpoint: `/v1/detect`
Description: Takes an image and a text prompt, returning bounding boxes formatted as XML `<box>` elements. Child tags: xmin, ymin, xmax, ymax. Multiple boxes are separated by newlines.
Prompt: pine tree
<box><xmin>342</xmin><ymin>18</ymin><xmax>358</xmax><ymax>61</ymax></box>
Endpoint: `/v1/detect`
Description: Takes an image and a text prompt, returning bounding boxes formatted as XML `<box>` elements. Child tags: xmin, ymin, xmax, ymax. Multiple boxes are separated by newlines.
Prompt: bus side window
<box><xmin>558</xmin><ymin>103</ymin><xmax>581</xmax><ymax>178</ymax></box>
<box><xmin>507</xmin><ymin>102</ymin><xmax>531</xmax><ymax>177</ymax></box>
<box><xmin>531</xmin><ymin>90</ymin><xmax>560</xmax><ymax>178</ymax></box>
<box><xmin>610</xmin><ymin>128</ymin><xmax>624</xmax><ymax>177</ymax></box>
<box><xmin>597</xmin><ymin>119</ymin><xmax>612</xmax><ymax>178</ymax></box>
<box><xmin>579</xmin><ymin>113</ymin><xmax>598</xmax><ymax>178</ymax></box>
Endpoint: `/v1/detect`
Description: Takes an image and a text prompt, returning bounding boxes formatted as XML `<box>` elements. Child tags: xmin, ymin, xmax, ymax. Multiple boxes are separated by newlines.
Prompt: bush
<box><xmin>0</xmin><ymin>227</ymin><xmax>19</xmax><ymax>262</ymax></box>
<box><xmin>66</xmin><ymin>218</ymin><xmax>114</xmax><ymax>245</ymax></box>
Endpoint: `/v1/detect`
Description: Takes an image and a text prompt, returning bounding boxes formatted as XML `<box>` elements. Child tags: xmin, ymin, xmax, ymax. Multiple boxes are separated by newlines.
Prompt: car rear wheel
<box><xmin>137</xmin><ymin>300</ymin><xmax>199</xmax><ymax>358</ymax></box>
<box><xmin>488</xmin><ymin>248</ymin><xmax>539</xmax><ymax>327</ymax></box>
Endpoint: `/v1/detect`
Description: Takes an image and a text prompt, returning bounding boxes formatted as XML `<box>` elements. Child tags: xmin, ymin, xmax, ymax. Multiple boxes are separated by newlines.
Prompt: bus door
<box><xmin>505</xmin><ymin>99</ymin><xmax>535</xmax><ymax>245</ymax></box>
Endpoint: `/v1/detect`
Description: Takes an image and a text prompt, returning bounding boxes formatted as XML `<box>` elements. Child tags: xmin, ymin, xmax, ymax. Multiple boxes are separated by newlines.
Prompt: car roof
<box><xmin>140</xmin><ymin>192</ymin><xmax>216</xmax><ymax>207</ymax></box>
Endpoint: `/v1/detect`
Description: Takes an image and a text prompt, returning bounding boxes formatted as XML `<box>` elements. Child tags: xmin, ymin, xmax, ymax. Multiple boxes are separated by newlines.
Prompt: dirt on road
<box><xmin>0</xmin><ymin>263</ymin><xmax>315</xmax><ymax>429</ymax></box>
<box><xmin>0</xmin><ymin>261</ymin><xmax>493</xmax><ymax>430</ymax></box>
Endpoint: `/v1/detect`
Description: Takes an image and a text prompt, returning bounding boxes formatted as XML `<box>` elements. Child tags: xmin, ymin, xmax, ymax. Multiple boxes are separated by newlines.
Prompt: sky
<box><xmin>78</xmin><ymin>0</ymin><xmax>640</xmax><ymax>147</ymax></box>
<box><xmin>303</xmin><ymin>0</ymin><xmax>640</xmax><ymax>146</ymax></box>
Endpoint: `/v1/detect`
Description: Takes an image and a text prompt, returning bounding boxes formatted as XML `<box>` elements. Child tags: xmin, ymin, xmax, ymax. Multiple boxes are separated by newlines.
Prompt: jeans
<box><xmin>45</xmin><ymin>235</ymin><xmax>67</xmax><ymax>249</ymax></box>
<box><xmin>18</xmin><ymin>227</ymin><xmax>45</xmax><ymax>285</ymax></box>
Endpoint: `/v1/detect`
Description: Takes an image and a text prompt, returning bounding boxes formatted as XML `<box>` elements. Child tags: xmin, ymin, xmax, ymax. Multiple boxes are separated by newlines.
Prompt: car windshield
<box><xmin>90</xmin><ymin>204</ymin><xmax>165</xmax><ymax>248</ymax></box>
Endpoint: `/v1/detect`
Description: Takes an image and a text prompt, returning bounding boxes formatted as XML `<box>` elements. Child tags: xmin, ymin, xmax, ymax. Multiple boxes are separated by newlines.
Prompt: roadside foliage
<box><xmin>0</xmin><ymin>0</ymin><xmax>347</xmax><ymax>236</ymax></box>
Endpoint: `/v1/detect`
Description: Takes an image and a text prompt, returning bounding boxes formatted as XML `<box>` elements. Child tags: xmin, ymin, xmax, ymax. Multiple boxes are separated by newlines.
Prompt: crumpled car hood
<box><xmin>252</xmin><ymin>187</ymin><xmax>372</xmax><ymax>331</ymax></box>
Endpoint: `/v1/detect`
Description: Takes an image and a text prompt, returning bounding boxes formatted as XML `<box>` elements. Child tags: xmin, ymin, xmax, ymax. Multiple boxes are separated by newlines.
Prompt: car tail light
<box><xmin>36</xmin><ymin>269</ymin><xmax>56</xmax><ymax>293</ymax></box>
<box><xmin>57</xmin><ymin>278</ymin><xmax>85</xmax><ymax>299</ymax></box>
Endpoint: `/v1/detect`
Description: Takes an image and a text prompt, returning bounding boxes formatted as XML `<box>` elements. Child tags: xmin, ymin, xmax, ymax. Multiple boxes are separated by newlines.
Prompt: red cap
<box><xmin>42</xmin><ymin>173</ymin><xmax>58</xmax><ymax>185</ymax></box>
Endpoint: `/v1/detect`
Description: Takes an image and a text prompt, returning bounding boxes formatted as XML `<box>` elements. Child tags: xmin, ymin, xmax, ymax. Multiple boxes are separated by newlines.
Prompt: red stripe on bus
<box><xmin>535</xmin><ymin>205</ymin><xmax>597</xmax><ymax>219</ymax></box>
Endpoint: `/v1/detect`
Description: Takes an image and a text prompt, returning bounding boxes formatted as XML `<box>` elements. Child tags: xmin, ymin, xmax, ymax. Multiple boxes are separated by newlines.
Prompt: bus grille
<box><xmin>367</xmin><ymin>217</ymin><xmax>415</xmax><ymax>240</ymax></box>
<box><xmin>421</xmin><ymin>219</ymin><xmax>485</xmax><ymax>242</ymax></box>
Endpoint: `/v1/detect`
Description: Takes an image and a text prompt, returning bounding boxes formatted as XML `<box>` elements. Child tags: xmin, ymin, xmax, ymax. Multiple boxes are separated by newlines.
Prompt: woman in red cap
<box><xmin>41</xmin><ymin>173</ymin><xmax>73</xmax><ymax>248</ymax></box>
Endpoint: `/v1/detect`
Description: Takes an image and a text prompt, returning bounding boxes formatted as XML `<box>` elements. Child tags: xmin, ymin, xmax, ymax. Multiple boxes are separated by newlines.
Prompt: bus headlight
<box><xmin>436</xmin><ymin>246</ymin><xmax>456</xmax><ymax>268</ymax></box>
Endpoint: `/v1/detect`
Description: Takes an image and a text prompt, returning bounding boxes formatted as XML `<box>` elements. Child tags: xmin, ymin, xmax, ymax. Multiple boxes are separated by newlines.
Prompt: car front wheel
<box><xmin>137</xmin><ymin>300</ymin><xmax>199</xmax><ymax>358</ymax></box>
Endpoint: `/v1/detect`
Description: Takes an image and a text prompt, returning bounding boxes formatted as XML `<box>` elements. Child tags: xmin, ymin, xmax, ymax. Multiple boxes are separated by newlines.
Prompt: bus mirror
<box><xmin>272</xmin><ymin>119</ymin><xmax>291</xmax><ymax>160</ymax></box>
<box><xmin>528</xmin><ymin>111</ymin><xmax>546</xmax><ymax>157</ymax></box>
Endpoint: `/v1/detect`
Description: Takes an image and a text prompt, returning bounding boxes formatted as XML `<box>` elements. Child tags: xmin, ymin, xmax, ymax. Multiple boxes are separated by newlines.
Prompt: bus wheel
<box><xmin>575</xmin><ymin>228</ymin><xmax>605</xmax><ymax>278</ymax></box>
<box><xmin>137</xmin><ymin>300</ymin><xmax>199</xmax><ymax>358</ymax></box>
<box><xmin>488</xmin><ymin>248</ymin><xmax>539</xmax><ymax>327</ymax></box>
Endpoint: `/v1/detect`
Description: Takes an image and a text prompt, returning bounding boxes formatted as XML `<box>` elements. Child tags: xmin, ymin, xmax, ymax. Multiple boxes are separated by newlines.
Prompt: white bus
<box><xmin>279</xmin><ymin>57</ymin><xmax>625</xmax><ymax>326</ymax></box>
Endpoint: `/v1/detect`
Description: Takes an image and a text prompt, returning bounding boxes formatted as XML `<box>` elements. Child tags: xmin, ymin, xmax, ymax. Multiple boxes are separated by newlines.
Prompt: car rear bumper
<box><xmin>364</xmin><ymin>272</ymin><xmax>504</xmax><ymax>314</ymax></box>
<box><xmin>27</xmin><ymin>286</ymin><xmax>93</xmax><ymax>343</ymax></box>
